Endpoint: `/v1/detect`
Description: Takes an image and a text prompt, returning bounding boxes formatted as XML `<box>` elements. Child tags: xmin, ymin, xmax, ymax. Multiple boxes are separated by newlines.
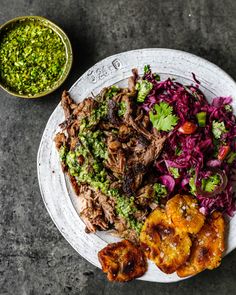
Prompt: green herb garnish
<box><xmin>169</xmin><ymin>167</ymin><xmax>180</xmax><ymax>179</ymax></box>
<box><xmin>153</xmin><ymin>183</ymin><xmax>168</xmax><ymax>201</ymax></box>
<box><xmin>154</xmin><ymin>73</ymin><xmax>161</xmax><ymax>81</ymax></box>
<box><xmin>212</xmin><ymin>120</ymin><xmax>227</xmax><ymax>139</ymax></box>
<box><xmin>189</xmin><ymin>176</ymin><xmax>196</xmax><ymax>195</ymax></box>
<box><xmin>144</xmin><ymin>64</ymin><xmax>150</xmax><ymax>74</ymax></box>
<box><xmin>225</xmin><ymin>105</ymin><xmax>232</xmax><ymax>112</ymax></box>
<box><xmin>175</xmin><ymin>146</ymin><xmax>182</xmax><ymax>156</ymax></box>
<box><xmin>81</xmin><ymin>100</ymin><xmax>108</xmax><ymax>131</ymax></box>
<box><xmin>59</xmin><ymin>145</ymin><xmax>68</xmax><ymax>162</ymax></box>
<box><xmin>80</xmin><ymin>130</ymin><xmax>108</xmax><ymax>160</ymax></box>
<box><xmin>227</xmin><ymin>152</ymin><xmax>236</xmax><ymax>164</ymax></box>
<box><xmin>105</xmin><ymin>85</ymin><xmax>119</xmax><ymax>99</ymax></box>
<box><xmin>118</xmin><ymin>101</ymin><xmax>127</xmax><ymax>117</ymax></box>
<box><xmin>135</xmin><ymin>80</ymin><xmax>153</xmax><ymax>102</ymax></box>
<box><xmin>201</xmin><ymin>174</ymin><xmax>221</xmax><ymax>192</ymax></box>
<box><xmin>150</xmin><ymin>102</ymin><xmax>179</xmax><ymax>132</ymax></box>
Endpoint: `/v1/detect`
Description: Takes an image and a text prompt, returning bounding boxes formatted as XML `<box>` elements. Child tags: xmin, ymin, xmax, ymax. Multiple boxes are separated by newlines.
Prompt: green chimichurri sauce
<box><xmin>59</xmin><ymin>98</ymin><xmax>144</xmax><ymax>233</ymax></box>
<box><xmin>60</xmin><ymin>137</ymin><xmax>143</xmax><ymax>233</ymax></box>
<box><xmin>0</xmin><ymin>20</ymin><xmax>66</xmax><ymax>95</ymax></box>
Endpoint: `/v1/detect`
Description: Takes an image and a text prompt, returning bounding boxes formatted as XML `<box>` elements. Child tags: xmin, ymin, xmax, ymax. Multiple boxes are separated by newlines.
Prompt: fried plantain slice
<box><xmin>140</xmin><ymin>208</ymin><xmax>192</xmax><ymax>274</ymax></box>
<box><xmin>177</xmin><ymin>211</ymin><xmax>225</xmax><ymax>277</ymax></box>
<box><xmin>166</xmin><ymin>194</ymin><xmax>205</xmax><ymax>234</ymax></box>
<box><xmin>98</xmin><ymin>239</ymin><xmax>147</xmax><ymax>282</ymax></box>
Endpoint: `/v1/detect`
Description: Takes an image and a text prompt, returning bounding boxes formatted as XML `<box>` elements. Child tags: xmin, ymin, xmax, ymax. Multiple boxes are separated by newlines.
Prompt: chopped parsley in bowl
<box><xmin>0</xmin><ymin>16</ymin><xmax>73</xmax><ymax>98</ymax></box>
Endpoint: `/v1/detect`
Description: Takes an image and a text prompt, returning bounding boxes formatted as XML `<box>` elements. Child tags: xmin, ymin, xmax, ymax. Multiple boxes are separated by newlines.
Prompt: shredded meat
<box><xmin>54</xmin><ymin>132</ymin><xmax>67</xmax><ymax>149</ymax></box>
<box><xmin>107</xmin><ymin>100</ymin><xmax>121</xmax><ymax>126</ymax></box>
<box><xmin>72</xmin><ymin>97</ymin><xmax>97</xmax><ymax>118</ymax></box>
<box><xmin>77</xmin><ymin>185</ymin><xmax>116</xmax><ymax>233</ymax></box>
<box><xmin>61</xmin><ymin>90</ymin><xmax>73</xmax><ymax>119</ymax></box>
<box><xmin>136</xmin><ymin>184</ymin><xmax>156</xmax><ymax>207</ymax></box>
<box><xmin>70</xmin><ymin>136</ymin><xmax>79</xmax><ymax>150</ymax></box>
<box><xmin>60</xmin><ymin>93</ymin><xmax>97</xmax><ymax>135</ymax></box>
<box><xmin>113</xmin><ymin>217</ymin><xmax>140</xmax><ymax>243</ymax></box>
<box><xmin>56</xmin><ymin>71</ymin><xmax>167</xmax><ymax>240</ymax></box>
<box><xmin>123</xmin><ymin>134</ymin><xmax>166</xmax><ymax>195</ymax></box>
<box><xmin>106</xmin><ymin>134</ymin><xmax>126</xmax><ymax>175</ymax></box>
<box><xmin>59</xmin><ymin>114</ymin><xmax>75</xmax><ymax>130</ymax></box>
<box><xmin>97</xmin><ymin>192</ymin><xmax>116</xmax><ymax>224</ymax></box>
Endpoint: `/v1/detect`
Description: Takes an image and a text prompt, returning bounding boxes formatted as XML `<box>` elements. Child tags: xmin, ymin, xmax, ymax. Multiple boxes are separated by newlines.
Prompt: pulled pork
<box><xmin>54</xmin><ymin>70</ymin><xmax>166</xmax><ymax>239</ymax></box>
<box><xmin>77</xmin><ymin>185</ymin><xmax>116</xmax><ymax>233</ymax></box>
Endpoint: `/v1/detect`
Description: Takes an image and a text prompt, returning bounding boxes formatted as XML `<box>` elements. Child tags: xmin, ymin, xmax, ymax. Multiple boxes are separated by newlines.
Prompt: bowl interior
<box><xmin>0</xmin><ymin>16</ymin><xmax>73</xmax><ymax>98</ymax></box>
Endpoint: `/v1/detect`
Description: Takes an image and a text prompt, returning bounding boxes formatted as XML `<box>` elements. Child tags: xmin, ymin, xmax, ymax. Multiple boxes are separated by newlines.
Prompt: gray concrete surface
<box><xmin>1</xmin><ymin>0</ymin><xmax>236</xmax><ymax>294</ymax></box>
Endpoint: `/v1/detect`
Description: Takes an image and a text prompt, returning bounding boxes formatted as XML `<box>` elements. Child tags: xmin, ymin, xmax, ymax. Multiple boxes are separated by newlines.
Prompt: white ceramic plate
<box><xmin>37</xmin><ymin>49</ymin><xmax>236</xmax><ymax>283</ymax></box>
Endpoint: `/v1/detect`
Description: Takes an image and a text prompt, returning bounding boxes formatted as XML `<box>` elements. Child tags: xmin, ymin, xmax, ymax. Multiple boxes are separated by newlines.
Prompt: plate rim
<box><xmin>68</xmin><ymin>48</ymin><xmax>236</xmax><ymax>93</ymax></box>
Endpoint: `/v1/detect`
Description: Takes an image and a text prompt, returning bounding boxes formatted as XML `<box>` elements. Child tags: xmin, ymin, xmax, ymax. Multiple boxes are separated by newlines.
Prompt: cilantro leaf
<box><xmin>144</xmin><ymin>65</ymin><xmax>150</xmax><ymax>74</ymax></box>
<box><xmin>212</xmin><ymin>120</ymin><xmax>227</xmax><ymax>139</ymax></box>
<box><xmin>154</xmin><ymin>73</ymin><xmax>160</xmax><ymax>81</ymax></box>
<box><xmin>150</xmin><ymin>102</ymin><xmax>179</xmax><ymax>132</ymax></box>
<box><xmin>201</xmin><ymin>174</ymin><xmax>220</xmax><ymax>192</ymax></box>
<box><xmin>135</xmin><ymin>80</ymin><xmax>153</xmax><ymax>102</ymax></box>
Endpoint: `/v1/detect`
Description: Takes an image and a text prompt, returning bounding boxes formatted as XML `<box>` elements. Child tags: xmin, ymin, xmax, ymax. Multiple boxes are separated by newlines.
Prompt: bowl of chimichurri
<box><xmin>0</xmin><ymin>16</ymin><xmax>73</xmax><ymax>98</ymax></box>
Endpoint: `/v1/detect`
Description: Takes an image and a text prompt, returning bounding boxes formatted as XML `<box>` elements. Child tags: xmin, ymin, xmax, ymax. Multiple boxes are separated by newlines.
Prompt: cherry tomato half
<box><xmin>178</xmin><ymin>121</ymin><xmax>197</xmax><ymax>135</ymax></box>
<box><xmin>218</xmin><ymin>145</ymin><xmax>230</xmax><ymax>161</ymax></box>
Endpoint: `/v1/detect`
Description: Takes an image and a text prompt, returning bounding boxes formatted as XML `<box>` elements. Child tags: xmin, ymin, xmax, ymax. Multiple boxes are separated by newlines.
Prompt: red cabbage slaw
<box><xmin>141</xmin><ymin>68</ymin><xmax>236</xmax><ymax>216</ymax></box>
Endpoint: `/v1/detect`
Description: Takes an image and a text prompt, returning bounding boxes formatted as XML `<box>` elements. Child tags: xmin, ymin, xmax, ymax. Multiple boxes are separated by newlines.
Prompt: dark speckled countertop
<box><xmin>1</xmin><ymin>0</ymin><xmax>236</xmax><ymax>294</ymax></box>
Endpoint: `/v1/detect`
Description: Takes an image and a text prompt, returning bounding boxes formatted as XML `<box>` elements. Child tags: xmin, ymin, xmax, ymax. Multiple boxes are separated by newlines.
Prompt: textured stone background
<box><xmin>1</xmin><ymin>0</ymin><xmax>236</xmax><ymax>294</ymax></box>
